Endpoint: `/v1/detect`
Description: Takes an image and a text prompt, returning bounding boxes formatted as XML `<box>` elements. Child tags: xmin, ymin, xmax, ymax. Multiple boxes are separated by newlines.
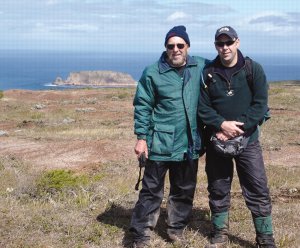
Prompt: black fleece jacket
<box><xmin>198</xmin><ymin>50</ymin><xmax>268</xmax><ymax>142</ymax></box>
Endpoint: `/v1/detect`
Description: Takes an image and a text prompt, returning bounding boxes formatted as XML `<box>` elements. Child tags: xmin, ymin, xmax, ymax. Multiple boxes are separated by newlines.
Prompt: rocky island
<box><xmin>53</xmin><ymin>70</ymin><xmax>136</xmax><ymax>86</ymax></box>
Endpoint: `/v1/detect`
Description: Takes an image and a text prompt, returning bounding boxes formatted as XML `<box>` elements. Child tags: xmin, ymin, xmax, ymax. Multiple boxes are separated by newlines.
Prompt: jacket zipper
<box><xmin>213</xmin><ymin>64</ymin><xmax>247</xmax><ymax>96</ymax></box>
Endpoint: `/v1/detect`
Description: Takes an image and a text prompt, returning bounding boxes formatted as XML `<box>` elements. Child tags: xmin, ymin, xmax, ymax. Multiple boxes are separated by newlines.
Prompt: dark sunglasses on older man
<box><xmin>214</xmin><ymin>40</ymin><xmax>235</xmax><ymax>47</ymax></box>
<box><xmin>166</xmin><ymin>43</ymin><xmax>185</xmax><ymax>50</ymax></box>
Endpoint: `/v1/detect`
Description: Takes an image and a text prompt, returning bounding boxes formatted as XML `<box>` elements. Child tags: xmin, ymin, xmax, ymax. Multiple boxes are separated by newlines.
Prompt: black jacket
<box><xmin>198</xmin><ymin>50</ymin><xmax>268</xmax><ymax>142</ymax></box>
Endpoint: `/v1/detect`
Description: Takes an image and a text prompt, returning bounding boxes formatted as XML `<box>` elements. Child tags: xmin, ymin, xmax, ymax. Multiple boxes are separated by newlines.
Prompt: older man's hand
<box><xmin>134</xmin><ymin>139</ymin><xmax>148</xmax><ymax>159</ymax></box>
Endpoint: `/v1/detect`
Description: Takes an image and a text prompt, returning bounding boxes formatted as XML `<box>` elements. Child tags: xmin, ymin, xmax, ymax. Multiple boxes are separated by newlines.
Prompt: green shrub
<box><xmin>117</xmin><ymin>92</ymin><xmax>130</xmax><ymax>99</ymax></box>
<box><xmin>269</xmin><ymin>88</ymin><xmax>284</xmax><ymax>95</ymax></box>
<box><xmin>37</xmin><ymin>169</ymin><xmax>88</xmax><ymax>195</ymax></box>
<box><xmin>31</xmin><ymin>112</ymin><xmax>45</xmax><ymax>120</ymax></box>
<box><xmin>0</xmin><ymin>90</ymin><xmax>3</xmax><ymax>99</ymax></box>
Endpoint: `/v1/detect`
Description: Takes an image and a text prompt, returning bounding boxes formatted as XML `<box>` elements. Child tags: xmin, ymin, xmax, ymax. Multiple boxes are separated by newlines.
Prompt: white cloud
<box><xmin>166</xmin><ymin>11</ymin><xmax>188</xmax><ymax>22</ymax></box>
<box><xmin>46</xmin><ymin>0</ymin><xmax>59</xmax><ymax>5</ymax></box>
<box><xmin>54</xmin><ymin>24</ymin><xmax>99</xmax><ymax>32</ymax></box>
<box><xmin>0</xmin><ymin>1</ymin><xmax>299</xmax><ymax>53</ymax></box>
<box><xmin>97</xmin><ymin>14</ymin><xmax>117</xmax><ymax>19</ymax></box>
<box><xmin>33</xmin><ymin>22</ymin><xmax>98</xmax><ymax>34</ymax></box>
<box><xmin>245</xmin><ymin>11</ymin><xmax>300</xmax><ymax>35</ymax></box>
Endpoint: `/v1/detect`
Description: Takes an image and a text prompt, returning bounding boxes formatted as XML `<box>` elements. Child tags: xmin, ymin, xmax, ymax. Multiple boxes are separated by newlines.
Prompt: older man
<box><xmin>130</xmin><ymin>25</ymin><xmax>207</xmax><ymax>247</ymax></box>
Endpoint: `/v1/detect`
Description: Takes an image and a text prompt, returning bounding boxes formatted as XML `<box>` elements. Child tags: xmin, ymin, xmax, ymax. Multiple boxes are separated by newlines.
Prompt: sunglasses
<box><xmin>166</xmin><ymin>43</ymin><xmax>185</xmax><ymax>50</ymax></box>
<box><xmin>214</xmin><ymin>40</ymin><xmax>235</xmax><ymax>47</ymax></box>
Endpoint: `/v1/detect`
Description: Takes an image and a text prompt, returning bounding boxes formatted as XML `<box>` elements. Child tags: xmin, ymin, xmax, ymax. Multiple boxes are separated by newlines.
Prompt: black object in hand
<box><xmin>138</xmin><ymin>152</ymin><xmax>147</xmax><ymax>168</ymax></box>
<box><xmin>135</xmin><ymin>153</ymin><xmax>147</xmax><ymax>191</ymax></box>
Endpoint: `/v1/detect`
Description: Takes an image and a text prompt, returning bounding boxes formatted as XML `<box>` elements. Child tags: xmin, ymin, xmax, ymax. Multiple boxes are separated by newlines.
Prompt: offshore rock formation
<box><xmin>53</xmin><ymin>70</ymin><xmax>136</xmax><ymax>86</ymax></box>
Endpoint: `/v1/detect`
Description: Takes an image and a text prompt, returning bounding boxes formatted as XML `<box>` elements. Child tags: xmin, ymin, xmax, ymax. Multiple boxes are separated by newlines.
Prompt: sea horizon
<box><xmin>0</xmin><ymin>50</ymin><xmax>299</xmax><ymax>91</ymax></box>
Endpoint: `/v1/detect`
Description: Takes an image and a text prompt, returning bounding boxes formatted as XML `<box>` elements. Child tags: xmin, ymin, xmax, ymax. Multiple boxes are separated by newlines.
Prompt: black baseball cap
<box><xmin>215</xmin><ymin>26</ymin><xmax>238</xmax><ymax>40</ymax></box>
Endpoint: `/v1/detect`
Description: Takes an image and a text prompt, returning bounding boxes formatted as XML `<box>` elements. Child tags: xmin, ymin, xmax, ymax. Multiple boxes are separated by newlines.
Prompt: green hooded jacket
<box><xmin>133</xmin><ymin>52</ymin><xmax>207</xmax><ymax>161</ymax></box>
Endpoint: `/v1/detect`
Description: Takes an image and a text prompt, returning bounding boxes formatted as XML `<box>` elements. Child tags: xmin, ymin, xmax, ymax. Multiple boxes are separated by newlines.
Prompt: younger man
<box><xmin>198</xmin><ymin>26</ymin><xmax>276</xmax><ymax>248</ymax></box>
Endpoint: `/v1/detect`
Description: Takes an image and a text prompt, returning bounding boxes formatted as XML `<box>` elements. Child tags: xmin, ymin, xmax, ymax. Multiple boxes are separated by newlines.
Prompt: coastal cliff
<box><xmin>53</xmin><ymin>70</ymin><xmax>136</xmax><ymax>86</ymax></box>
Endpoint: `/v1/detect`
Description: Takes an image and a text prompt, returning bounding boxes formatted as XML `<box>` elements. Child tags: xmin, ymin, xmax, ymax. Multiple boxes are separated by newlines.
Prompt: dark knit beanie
<box><xmin>164</xmin><ymin>25</ymin><xmax>190</xmax><ymax>47</ymax></box>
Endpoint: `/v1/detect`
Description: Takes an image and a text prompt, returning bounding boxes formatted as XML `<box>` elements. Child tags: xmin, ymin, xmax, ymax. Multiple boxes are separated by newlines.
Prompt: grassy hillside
<box><xmin>0</xmin><ymin>82</ymin><xmax>299</xmax><ymax>248</ymax></box>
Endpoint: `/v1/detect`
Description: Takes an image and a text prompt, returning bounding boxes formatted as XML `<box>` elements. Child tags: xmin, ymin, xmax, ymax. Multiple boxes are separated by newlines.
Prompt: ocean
<box><xmin>0</xmin><ymin>50</ymin><xmax>299</xmax><ymax>91</ymax></box>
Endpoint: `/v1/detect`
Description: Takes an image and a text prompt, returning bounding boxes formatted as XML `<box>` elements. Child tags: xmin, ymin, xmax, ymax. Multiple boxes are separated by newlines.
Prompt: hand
<box><xmin>215</xmin><ymin>131</ymin><xmax>231</xmax><ymax>141</ymax></box>
<box><xmin>220</xmin><ymin>121</ymin><xmax>244</xmax><ymax>138</ymax></box>
<box><xmin>134</xmin><ymin>139</ymin><xmax>148</xmax><ymax>159</ymax></box>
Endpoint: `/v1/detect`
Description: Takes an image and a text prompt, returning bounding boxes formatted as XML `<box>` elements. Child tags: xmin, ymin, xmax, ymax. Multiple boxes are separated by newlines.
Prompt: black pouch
<box><xmin>210</xmin><ymin>134</ymin><xmax>250</xmax><ymax>157</ymax></box>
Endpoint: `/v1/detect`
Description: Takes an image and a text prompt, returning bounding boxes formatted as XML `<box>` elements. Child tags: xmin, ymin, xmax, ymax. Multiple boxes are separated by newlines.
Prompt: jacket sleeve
<box><xmin>133</xmin><ymin>68</ymin><xmax>155</xmax><ymax>140</ymax></box>
<box><xmin>198</xmin><ymin>73</ymin><xmax>225</xmax><ymax>131</ymax></box>
<box><xmin>236</xmin><ymin>62</ymin><xmax>269</xmax><ymax>130</ymax></box>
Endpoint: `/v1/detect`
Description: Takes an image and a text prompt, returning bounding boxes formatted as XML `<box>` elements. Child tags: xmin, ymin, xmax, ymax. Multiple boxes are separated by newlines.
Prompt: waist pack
<box><xmin>210</xmin><ymin>134</ymin><xmax>250</xmax><ymax>157</ymax></box>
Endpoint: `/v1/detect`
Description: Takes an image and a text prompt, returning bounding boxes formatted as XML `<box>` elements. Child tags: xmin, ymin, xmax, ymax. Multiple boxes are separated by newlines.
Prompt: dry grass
<box><xmin>0</xmin><ymin>83</ymin><xmax>299</xmax><ymax>248</ymax></box>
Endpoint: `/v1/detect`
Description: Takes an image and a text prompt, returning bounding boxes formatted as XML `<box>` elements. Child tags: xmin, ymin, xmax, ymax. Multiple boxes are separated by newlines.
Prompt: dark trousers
<box><xmin>205</xmin><ymin>140</ymin><xmax>272</xmax><ymax>217</ymax></box>
<box><xmin>130</xmin><ymin>159</ymin><xmax>198</xmax><ymax>240</ymax></box>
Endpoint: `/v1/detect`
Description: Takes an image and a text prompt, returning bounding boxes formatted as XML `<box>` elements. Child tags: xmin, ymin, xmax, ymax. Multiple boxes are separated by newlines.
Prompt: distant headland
<box><xmin>53</xmin><ymin>70</ymin><xmax>136</xmax><ymax>86</ymax></box>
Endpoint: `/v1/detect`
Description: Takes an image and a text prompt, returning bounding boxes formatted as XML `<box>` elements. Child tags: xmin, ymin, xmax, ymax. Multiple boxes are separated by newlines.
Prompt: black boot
<box><xmin>205</xmin><ymin>212</ymin><xmax>229</xmax><ymax>248</ymax></box>
<box><xmin>253</xmin><ymin>215</ymin><xmax>276</xmax><ymax>248</ymax></box>
<box><xmin>256</xmin><ymin>234</ymin><xmax>277</xmax><ymax>248</ymax></box>
<box><xmin>205</xmin><ymin>228</ymin><xmax>228</xmax><ymax>248</ymax></box>
<box><xmin>130</xmin><ymin>227</ymin><xmax>151</xmax><ymax>248</ymax></box>
<box><xmin>205</xmin><ymin>211</ymin><xmax>229</xmax><ymax>248</ymax></box>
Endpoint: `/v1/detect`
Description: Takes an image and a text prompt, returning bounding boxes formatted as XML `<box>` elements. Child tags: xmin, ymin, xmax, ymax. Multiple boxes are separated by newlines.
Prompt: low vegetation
<box><xmin>0</xmin><ymin>82</ymin><xmax>299</xmax><ymax>247</ymax></box>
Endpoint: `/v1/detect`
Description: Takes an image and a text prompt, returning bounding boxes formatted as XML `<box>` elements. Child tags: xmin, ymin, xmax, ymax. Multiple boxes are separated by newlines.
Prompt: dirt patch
<box><xmin>1</xmin><ymin>89</ymin><xmax>136</xmax><ymax>171</ymax></box>
<box><xmin>264</xmin><ymin>146</ymin><xmax>300</xmax><ymax>167</ymax></box>
<box><xmin>1</xmin><ymin>88</ymin><xmax>299</xmax><ymax>171</ymax></box>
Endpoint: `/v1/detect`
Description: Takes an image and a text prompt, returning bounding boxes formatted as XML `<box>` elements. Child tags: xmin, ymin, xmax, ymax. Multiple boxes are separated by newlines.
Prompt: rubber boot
<box><xmin>130</xmin><ymin>227</ymin><xmax>151</xmax><ymax>248</ymax></box>
<box><xmin>253</xmin><ymin>216</ymin><xmax>277</xmax><ymax>248</ymax></box>
<box><xmin>256</xmin><ymin>234</ymin><xmax>277</xmax><ymax>248</ymax></box>
<box><xmin>205</xmin><ymin>212</ymin><xmax>229</xmax><ymax>248</ymax></box>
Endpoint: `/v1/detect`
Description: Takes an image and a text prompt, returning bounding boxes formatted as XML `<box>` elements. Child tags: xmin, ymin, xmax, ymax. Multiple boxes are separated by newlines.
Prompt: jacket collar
<box><xmin>209</xmin><ymin>49</ymin><xmax>245</xmax><ymax>81</ymax></box>
<box><xmin>158</xmin><ymin>51</ymin><xmax>197</xmax><ymax>74</ymax></box>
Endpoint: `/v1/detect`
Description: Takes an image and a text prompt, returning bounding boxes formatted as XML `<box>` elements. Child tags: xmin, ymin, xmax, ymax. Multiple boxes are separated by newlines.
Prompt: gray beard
<box><xmin>167</xmin><ymin>57</ymin><xmax>187</xmax><ymax>67</ymax></box>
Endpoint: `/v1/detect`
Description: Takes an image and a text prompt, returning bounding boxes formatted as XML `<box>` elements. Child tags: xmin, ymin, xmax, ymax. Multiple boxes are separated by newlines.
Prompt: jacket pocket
<box><xmin>151</xmin><ymin>124</ymin><xmax>175</xmax><ymax>155</ymax></box>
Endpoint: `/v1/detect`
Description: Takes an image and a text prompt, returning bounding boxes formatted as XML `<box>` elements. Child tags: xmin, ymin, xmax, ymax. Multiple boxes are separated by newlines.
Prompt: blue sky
<box><xmin>0</xmin><ymin>0</ymin><xmax>299</xmax><ymax>54</ymax></box>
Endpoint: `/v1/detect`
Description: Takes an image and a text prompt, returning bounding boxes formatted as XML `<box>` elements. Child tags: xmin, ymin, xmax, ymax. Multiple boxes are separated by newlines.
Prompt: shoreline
<box><xmin>4</xmin><ymin>83</ymin><xmax>138</xmax><ymax>92</ymax></box>
<box><xmin>2</xmin><ymin>80</ymin><xmax>299</xmax><ymax>92</ymax></box>
<box><xmin>49</xmin><ymin>83</ymin><xmax>137</xmax><ymax>88</ymax></box>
